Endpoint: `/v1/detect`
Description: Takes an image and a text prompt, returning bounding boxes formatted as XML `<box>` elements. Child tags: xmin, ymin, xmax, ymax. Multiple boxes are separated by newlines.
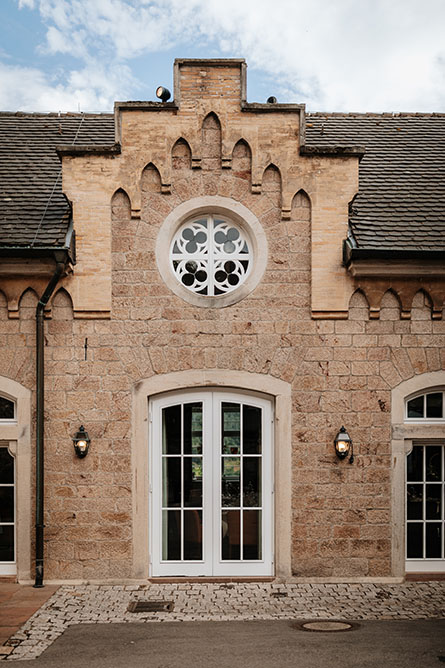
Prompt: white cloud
<box><xmin>11</xmin><ymin>0</ymin><xmax>445</xmax><ymax>111</ymax></box>
<box><xmin>0</xmin><ymin>61</ymin><xmax>134</xmax><ymax>112</ymax></box>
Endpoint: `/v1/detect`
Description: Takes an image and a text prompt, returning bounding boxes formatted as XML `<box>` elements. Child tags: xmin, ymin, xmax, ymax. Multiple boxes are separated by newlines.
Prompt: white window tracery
<box><xmin>170</xmin><ymin>215</ymin><xmax>251</xmax><ymax>297</ymax></box>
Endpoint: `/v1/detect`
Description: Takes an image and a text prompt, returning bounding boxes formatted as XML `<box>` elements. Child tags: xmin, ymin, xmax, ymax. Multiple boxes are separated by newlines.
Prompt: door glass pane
<box><xmin>0</xmin><ymin>526</ymin><xmax>14</xmax><ymax>561</ymax></box>
<box><xmin>407</xmin><ymin>523</ymin><xmax>423</xmax><ymax>558</ymax></box>
<box><xmin>0</xmin><ymin>397</ymin><xmax>14</xmax><ymax>420</ymax></box>
<box><xmin>426</xmin><ymin>393</ymin><xmax>443</xmax><ymax>419</ymax></box>
<box><xmin>243</xmin><ymin>457</ymin><xmax>261</xmax><ymax>507</ymax></box>
<box><xmin>184</xmin><ymin>510</ymin><xmax>202</xmax><ymax>560</ymax></box>
<box><xmin>426</xmin><ymin>484</ymin><xmax>441</xmax><ymax>519</ymax></box>
<box><xmin>243</xmin><ymin>510</ymin><xmax>262</xmax><ymax>560</ymax></box>
<box><xmin>407</xmin><ymin>446</ymin><xmax>423</xmax><ymax>481</ymax></box>
<box><xmin>0</xmin><ymin>488</ymin><xmax>14</xmax><ymax>523</ymax></box>
<box><xmin>222</xmin><ymin>510</ymin><xmax>240</xmax><ymax>560</ymax></box>
<box><xmin>222</xmin><ymin>457</ymin><xmax>240</xmax><ymax>506</ymax></box>
<box><xmin>222</xmin><ymin>403</ymin><xmax>240</xmax><ymax>454</ymax></box>
<box><xmin>184</xmin><ymin>457</ymin><xmax>202</xmax><ymax>508</ymax></box>
<box><xmin>162</xmin><ymin>458</ymin><xmax>181</xmax><ymax>507</ymax></box>
<box><xmin>407</xmin><ymin>396</ymin><xmax>424</xmax><ymax>418</ymax></box>
<box><xmin>162</xmin><ymin>510</ymin><xmax>181</xmax><ymax>560</ymax></box>
<box><xmin>407</xmin><ymin>485</ymin><xmax>423</xmax><ymax>520</ymax></box>
<box><xmin>426</xmin><ymin>523</ymin><xmax>442</xmax><ymax>558</ymax></box>
<box><xmin>243</xmin><ymin>405</ymin><xmax>261</xmax><ymax>454</ymax></box>
<box><xmin>162</xmin><ymin>405</ymin><xmax>181</xmax><ymax>454</ymax></box>
<box><xmin>0</xmin><ymin>449</ymin><xmax>14</xmax><ymax>484</ymax></box>
<box><xmin>184</xmin><ymin>403</ymin><xmax>202</xmax><ymax>454</ymax></box>
<box><xmin>426</xmin><ymin>446</ymin><xmax>442</xmax><ymax>481</ymax></box>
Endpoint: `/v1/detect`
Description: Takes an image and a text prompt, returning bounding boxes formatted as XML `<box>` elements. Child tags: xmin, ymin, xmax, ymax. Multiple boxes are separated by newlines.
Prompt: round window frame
<box><xmin>156</xmin><ymin>196</ymin><xmax>268</xmax><ymax>308</ymax></box>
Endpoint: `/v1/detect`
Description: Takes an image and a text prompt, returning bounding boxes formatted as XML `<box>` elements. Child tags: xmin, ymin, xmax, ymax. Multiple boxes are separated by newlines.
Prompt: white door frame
<box><xmin>0</xmin><ymin>377</ymin><xmax>32</xmax><ymax>581</ymax></box>
<box><xmin>149</xmin><ymin>389</ymin><xmax>273</xmax><ymax>577</ymax></box>
<box><xmin>391</xmin><ymin>371</ymin><xmax>445</xmax><ymax>577</ymax></box>
<box><xmin>131</xmin><ymin>370</ymin><xmax>292</xmax><ymax>580</ymax></box>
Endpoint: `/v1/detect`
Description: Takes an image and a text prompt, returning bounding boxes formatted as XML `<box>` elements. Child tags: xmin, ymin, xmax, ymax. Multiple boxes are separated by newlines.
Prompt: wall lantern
<box><xmin>334</xmin><ymin>426</ymin><xmax>354</xmax><ymax>464</ymax></box>
<box><xmin>73</xmin><ymin>425</ymin><xmax>90</xmax><ymax>458</ymax></box>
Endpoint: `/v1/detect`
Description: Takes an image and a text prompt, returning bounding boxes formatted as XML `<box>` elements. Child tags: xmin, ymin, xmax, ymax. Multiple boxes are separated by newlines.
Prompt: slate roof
<box><xmin>0</xmin><ymin>110</ymin><xmax>444</xmax><ymax>253</ymax></box>
<box><xmin>305</xmin><ymin>113</ymin><xmax>445</xmax><ymax>251</ymax></box>
<box><xmin>0</xmin><ymin>113</ymin><xmax>114</xmax><ymax>249</ymax></box>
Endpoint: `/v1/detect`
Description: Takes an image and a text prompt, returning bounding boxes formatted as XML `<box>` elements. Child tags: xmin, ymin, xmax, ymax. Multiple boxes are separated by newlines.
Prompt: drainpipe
<box><xmin>34</xmin><ymin>257</ymin><xmax>66</xmax><ymax>588</ymax></box>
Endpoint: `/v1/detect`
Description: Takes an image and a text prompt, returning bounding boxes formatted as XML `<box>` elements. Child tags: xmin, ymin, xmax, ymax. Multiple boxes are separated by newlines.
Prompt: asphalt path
<box><xmin>13</xmin><ymin>619</ymin><xmax>445</xmax><ymax>667</ymax></box>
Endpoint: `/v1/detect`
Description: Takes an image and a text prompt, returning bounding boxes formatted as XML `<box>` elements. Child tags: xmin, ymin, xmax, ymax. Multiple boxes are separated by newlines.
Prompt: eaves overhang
<box><xmin>56</xmin><ymin>143</ymin><xmax>121</xmax><ymax>158</ymax></box>
<box><xmin>343</xmin><ymin>239</ymin><xmax>445</xmax><ymax>278</ymax></box>
<box><xmin>0</xmin><ymin>217</ymin><xmax>75</xmax><ymax>276</ymax></box>
<box><xmin>0</xmin><ymin>247</ymin><xmax>73</xmax><ymax>280</ymax></box>
<box><xmin>300</xmin><ymin>144</ymin><xmax>365</xmax><ymax>159</ymax></box>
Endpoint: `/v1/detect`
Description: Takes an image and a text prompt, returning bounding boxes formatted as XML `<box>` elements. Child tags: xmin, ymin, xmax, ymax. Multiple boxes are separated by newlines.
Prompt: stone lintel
<box><xmin>311</xmin><ymin>310</ymin><xmax>349</xmax><ymax>319</ymax></box>
<box><xmin>114</xmin><ymin>102</ymin><xmax>178</xmax><ymax>112</ymax></box>
<box><xmin>73</xmin><ymin>310</ymin><xmax>111</xmax><ymax>319</ymax></box>
<box><xmin>175</xmin><ymin>58</ymin><xmax>246</xmax><ymax>66</ymax></box>
<box><xmin>241</xmin><ymin>102</ymin><xmax>305</xmax><ymax>113</ymax></box>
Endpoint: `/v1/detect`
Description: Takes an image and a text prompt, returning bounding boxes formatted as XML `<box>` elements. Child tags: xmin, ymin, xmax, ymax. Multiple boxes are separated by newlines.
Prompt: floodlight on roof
<box><xmin>156</xmin><ymin>86</ymin><xmax>171</xmax><ymax>102</ymax></box>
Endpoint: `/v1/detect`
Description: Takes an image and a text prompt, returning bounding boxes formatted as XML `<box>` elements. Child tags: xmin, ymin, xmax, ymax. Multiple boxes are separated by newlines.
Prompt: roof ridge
<box><xmin>0</xmin><ymin>111</ymin><xmax>113</xmax><ymax>118</ymax></box>
<box><xmin>307</xmin><ymin>112</ymin><xmax>445</xmax><ymax>118</ymax></box>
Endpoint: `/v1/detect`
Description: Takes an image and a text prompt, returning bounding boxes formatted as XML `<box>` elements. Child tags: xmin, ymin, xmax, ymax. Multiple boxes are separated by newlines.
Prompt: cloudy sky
<box><xmin>1</xmin><ymin>0</ymin><xmax>444</xmax><ymax>113</ymax></box>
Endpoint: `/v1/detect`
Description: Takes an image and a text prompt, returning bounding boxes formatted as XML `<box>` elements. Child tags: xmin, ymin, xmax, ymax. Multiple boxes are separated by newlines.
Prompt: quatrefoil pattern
<box><xmin>171</xmin><ymin>216</ymin><xmax>251</xmax><ymax>296</ymax></box>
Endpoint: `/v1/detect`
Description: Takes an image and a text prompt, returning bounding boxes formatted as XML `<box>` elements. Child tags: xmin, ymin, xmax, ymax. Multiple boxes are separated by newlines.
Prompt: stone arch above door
<box><xmin>131</xmin><ymin>370</ymin><xmax>291</xmax><ymax>579</ymax></box>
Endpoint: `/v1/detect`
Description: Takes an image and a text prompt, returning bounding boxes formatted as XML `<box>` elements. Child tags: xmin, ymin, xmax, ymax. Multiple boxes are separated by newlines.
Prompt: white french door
<box><xmin>150</xmin><ymin>390</ymin><xmax>273</xmax><ymax>576</ymax></box>
<box><xmin>405</xmin><ymin>443</ymin><xmax>445</xmax><ymax>572</ymax></box>
<box><xmin>0</xmin><ymin>444</ymin><xmax>15</xmax><ymax>575</ymax></box>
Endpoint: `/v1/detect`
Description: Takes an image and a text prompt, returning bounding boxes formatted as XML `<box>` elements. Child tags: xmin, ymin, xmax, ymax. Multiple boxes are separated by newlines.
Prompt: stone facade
<box><xmin>1</xmin><ymin>59</ymin><xmax>444</xmax><ymax>583</ymax></box>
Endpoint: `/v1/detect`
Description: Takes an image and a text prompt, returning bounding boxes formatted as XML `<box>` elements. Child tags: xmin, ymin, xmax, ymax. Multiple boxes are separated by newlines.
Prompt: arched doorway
<box><xmin>131</xmin><ymin>370</ymin><xmax>292</xmax><ymax>580</ymax></box>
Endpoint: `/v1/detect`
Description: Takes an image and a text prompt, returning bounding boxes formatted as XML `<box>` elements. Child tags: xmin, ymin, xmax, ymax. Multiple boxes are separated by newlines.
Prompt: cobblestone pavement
<box><xmin>3</xmin><ymin>581</ymin><xmax>445</xmax><ymax>661</ymax></box>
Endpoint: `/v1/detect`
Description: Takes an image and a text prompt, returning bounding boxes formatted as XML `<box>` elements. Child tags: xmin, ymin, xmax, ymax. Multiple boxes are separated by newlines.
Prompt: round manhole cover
<box><xmin>295</xmin><ymin>620</ymin><xmax>358</xmax><ymax>633</ymax></box>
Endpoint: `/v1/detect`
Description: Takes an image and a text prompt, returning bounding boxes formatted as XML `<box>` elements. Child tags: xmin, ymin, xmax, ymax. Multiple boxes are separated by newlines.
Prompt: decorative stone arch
<box><xmin>111</xmin><ymin>187</ymin><xmax>131</xmax><ymax>206</ymax></box>
<box><xmin>391</xmin><ymin>370</ymin><xmax>445</xmax><ymax>577</ymax></box>
<box><xmin>132</xmin><ymin>369</ymin><xmax>292</xmax><ymax>579</ymax></box>
<box><xmin>262</xmin><ymin>164</ymin><xmax>282</xmax><ymax>210</ymax></box>
<box><xmin>0</xmin><ymin>376</ymin><xmax>31</xmax><ymax>580</ymax></box>
<box><xmin>201</xmin><ymin>112</ymin><xmax>222</xmax><ymax>171</ymax></box>
<box><xmin>231</xmin><ymin>139</ymin><xmax>252</xmax><ymax>180</ymax></box>
<box><xmin>141</xmin><ymin>162</ymin><xmax>162</xmax><ymax>194</ymax></box>
<box><xmin>348</xmin><ymin>288</ymin><xmax>370</xmax><ymax>320</ymax></box>
<box><xmin>410</xmin><ymin>288</ymin><xmax>433</xmax><ymax>318</ymax></box>
<box><xmin>171</xmin><ymin>137</ymin><xmax>192</xmax><ymax>170</ymax></box>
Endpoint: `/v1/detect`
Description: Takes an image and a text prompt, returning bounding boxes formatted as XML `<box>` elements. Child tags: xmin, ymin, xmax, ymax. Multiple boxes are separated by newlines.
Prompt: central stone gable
<box><xmin>60</xmin><ymin>58</ymin><xmax>359</xmax><ymax>318</ymax></box>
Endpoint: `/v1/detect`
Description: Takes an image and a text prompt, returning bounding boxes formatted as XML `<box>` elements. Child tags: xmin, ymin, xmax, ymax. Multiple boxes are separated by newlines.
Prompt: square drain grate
<box><xmin>128</xmin><ymin>600</ymin><xmax>174</xmax><ymax>613</ymax></box>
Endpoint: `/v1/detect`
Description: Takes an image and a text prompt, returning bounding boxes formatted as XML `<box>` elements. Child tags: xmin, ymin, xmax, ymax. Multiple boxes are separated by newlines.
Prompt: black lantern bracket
<box><xmin>73</xmin><ymin>425</ymin><xmax>90</xmax><ymax>458</ymax></box>
<box><xmin>334</xmin><ymin>426</ymin><xmax>354</xmax><ymax>464</ymax></box>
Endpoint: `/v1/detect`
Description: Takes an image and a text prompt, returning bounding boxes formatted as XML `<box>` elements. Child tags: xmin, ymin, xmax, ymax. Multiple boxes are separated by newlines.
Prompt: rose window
<box><xmin>170</xmin><ymin>215</ymin><xmax>251</xmax><ymax>296</ymax></box>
